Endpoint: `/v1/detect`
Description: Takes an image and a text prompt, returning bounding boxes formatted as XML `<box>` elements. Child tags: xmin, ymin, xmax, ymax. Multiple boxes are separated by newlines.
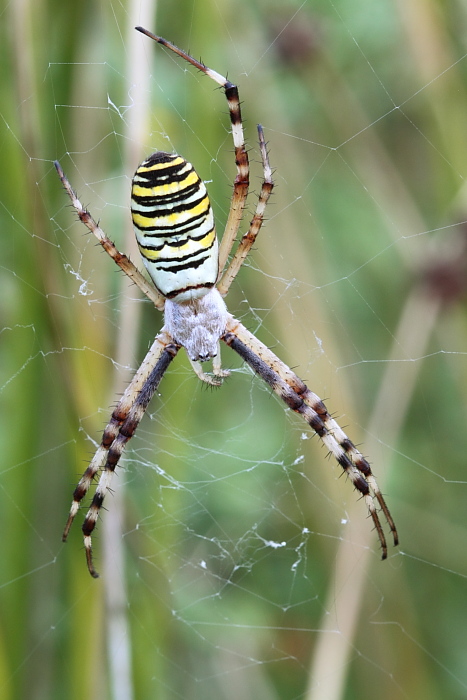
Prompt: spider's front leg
<box><xmin>223</xmin><ymin>319</ymin><xmax>398</xmax><ymax>558</ymax></box>
<box><xmin>63</xmin><ymin>332</ymin><xmax>179</xmax><ymax>577</ymax></box>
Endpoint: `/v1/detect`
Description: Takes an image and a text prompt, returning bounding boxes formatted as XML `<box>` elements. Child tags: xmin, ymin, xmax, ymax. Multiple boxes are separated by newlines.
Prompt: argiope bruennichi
<box><xmin>55</xmin><ymin>26</ymin><xmax>398</xmax><ymax>578</ymax></box>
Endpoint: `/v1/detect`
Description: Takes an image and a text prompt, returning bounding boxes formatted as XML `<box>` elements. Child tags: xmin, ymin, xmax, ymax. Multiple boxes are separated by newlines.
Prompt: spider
<box><xmin>55</xmin><ymin>26</ymin><xmax>398</xmax><ymax>578</ymax></box>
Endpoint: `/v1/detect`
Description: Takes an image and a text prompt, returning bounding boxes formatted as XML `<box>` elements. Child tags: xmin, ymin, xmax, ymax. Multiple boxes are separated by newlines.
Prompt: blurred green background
<box><xmin>2</xmin><ymin>0</ymin><xmax>467</xmax><ymax>698</ymax></box>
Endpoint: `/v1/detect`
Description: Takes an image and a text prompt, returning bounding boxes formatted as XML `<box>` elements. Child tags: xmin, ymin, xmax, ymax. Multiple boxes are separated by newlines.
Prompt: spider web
<box><xmin>3</xmin><ymin>1</ymin><xmax>467</xmax><ymax>698</ymax></box>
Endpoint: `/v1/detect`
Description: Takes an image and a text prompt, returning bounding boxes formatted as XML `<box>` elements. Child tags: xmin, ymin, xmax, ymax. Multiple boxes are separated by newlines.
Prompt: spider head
<box><xmin>164</xmin><ymin>289</ymin><xmax>228</xmax><ymax>361</ymax></box>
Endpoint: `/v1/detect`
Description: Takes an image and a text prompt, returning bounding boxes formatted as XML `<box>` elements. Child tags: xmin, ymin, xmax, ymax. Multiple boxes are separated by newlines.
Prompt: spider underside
<box><xmin>56</xmin><ymin>26</ymin><xmax>398</xmax><ymax>578</ymax></box>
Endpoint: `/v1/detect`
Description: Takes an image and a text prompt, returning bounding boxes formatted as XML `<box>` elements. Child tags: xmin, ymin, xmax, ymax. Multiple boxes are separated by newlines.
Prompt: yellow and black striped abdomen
<box><xmin>131</xmin><ymin>152</ymin><xmax>218</xmax><ymax>301</ymax></box>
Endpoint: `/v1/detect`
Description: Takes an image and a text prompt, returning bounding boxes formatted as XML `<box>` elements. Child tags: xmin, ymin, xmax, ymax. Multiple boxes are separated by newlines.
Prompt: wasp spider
<box><xmin>55</xmin><ymin>26</ymin><xmax>398</xmax><ymax>578</ymax></box>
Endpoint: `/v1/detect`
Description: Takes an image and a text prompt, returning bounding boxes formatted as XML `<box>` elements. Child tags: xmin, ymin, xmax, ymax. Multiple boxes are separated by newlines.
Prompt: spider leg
<box><xmin>62</xmin><ymin>331</ymin><xmax>173</xmax><ymax>540</ymax></box>
<box><xmin>134</xmin><ymin>27</ymin><xmax>250</xmax><ymax>275</ymax></box>
<box><xmin>217</xmin><ymin>125</ymin><xmax>274</xmax><ymax>296</ymax></box>
<box><xmin>299</xmin><ymin>388</ymin><xmax>398</xmax><ymax>546</ymax></box>
<box><xmin>223</xmin><ymin>319</ymin><xmax>398</xmax><ymax>558</ymax></box>
<box><xmin>229</xmin><ymin>320</ymin><xmax>398</xmax><ymax>543</ymax></box>
<box><xmin>83</xmin><ymin>342</ymin><xmax>179</xmax><ymax>577</ymax></box>
<box><xmin>54</xmin><ymin>160</ymin><xmax>165</xmax><ymax>310</ymax></box>
<box><xmin>63</xmin><ymin>332</ymin><xmax>179</xmax><ymax>577</ymax></box>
